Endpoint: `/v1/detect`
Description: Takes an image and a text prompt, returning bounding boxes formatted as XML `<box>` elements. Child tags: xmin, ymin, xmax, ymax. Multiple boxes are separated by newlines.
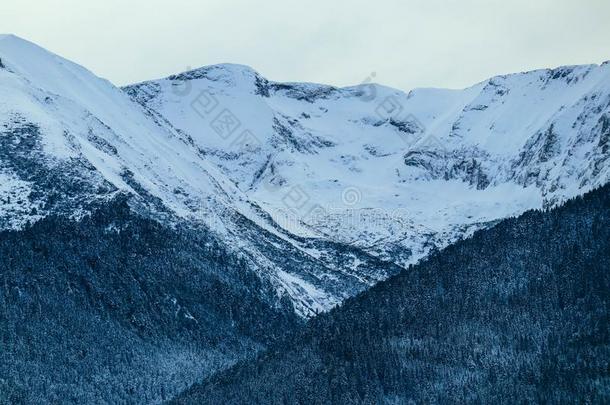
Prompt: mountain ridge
<box><xmin>1</xmin><ymin>35</ymin><xmax>610</xmax><ymax>317</ymax></box>
<box><xmin>1</xmin><ymin>34</ymin><xmax>609</xmax><ymax>403</ymax></box>
<box><xmin>173</xmin><ymin>182</ymin><xmax>610</xmax><ymax>404</ymax></box>
<box><xmin>124</xmin><ymin>49</ymin><xmax>610</xmax><ymax>302</ymax></box>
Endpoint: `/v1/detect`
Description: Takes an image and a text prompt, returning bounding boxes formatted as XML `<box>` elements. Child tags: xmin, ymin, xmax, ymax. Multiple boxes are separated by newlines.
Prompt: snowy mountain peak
<box><xmin>2</xmin><ymin>37</ymin><xmax>609</xmax><ymax>316</ymax></box>
<box><xmin>124</xmin><ymin>56</ymin><xmax>610</xmax><ymax>265</ymax></box>
<box><xmin>0</xmin><ymin>34</ymin><xmax>104</xmax><ymax>90</ymax></box>
<box><xmin>163</xmin><ymin>63</ymin><xmax>264</xmax><ymax>91</ymax></box>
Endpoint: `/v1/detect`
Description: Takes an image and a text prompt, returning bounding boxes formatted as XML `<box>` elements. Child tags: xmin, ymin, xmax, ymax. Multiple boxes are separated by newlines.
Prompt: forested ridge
<box><xmin>0</xmin><ymin>196</ymin><xmax>301</xmax><ymax>404</ymax></box>
<box><xmin>175</xmin><ymin>184</ymin><xmax>610</xmax><ymax>404</ymax></box>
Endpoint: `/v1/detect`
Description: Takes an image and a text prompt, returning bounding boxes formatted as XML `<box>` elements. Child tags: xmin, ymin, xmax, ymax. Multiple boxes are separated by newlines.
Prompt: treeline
<box><xmin>174</xmin><ymin>184</ymin><xmax>610</xmax><ymax>404</ymax></box>
<box><xmin>0</xmin><ymin>196</ymin><xmax>301</xmax><ymax>404</ymax></box>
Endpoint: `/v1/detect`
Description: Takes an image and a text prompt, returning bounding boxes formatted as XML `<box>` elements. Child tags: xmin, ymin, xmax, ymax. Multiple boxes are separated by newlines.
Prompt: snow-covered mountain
<box><xmin>124</xmin><ymin>58</ymin><xmax>610</xmax><ymax>306</ymax></box>
<box><xmin>0</xmin><ymin>35</ymin><xmax>394</xmax><ymax>316</ymax></box>
<box><xmin>2</xmin><ymin>34</ymin><xmax>609</xmax><ymax>316</ymax></box>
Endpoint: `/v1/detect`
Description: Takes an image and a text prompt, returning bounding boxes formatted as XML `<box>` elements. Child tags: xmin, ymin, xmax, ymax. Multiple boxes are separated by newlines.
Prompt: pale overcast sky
<box><xmin>1</xmin><ymin>0</ymin><xmax>609</xmax><ymax>91</ymax></box>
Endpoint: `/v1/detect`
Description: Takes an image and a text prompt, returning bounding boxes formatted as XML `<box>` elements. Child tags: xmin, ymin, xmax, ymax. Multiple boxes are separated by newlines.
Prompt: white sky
<box><xmin>1</xmin><ymin>0</ymin><xmax>609</xmax><ymax>91</ymax></box>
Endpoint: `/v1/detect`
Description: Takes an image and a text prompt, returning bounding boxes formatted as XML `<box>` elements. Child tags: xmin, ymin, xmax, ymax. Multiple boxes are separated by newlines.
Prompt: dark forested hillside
<box><xmin>175</xmin><ymin>184</ymin><xmax>610</xmax><ymax>404</ymax></box>
<box><xmin>0</xmin><ymin>196</ymin><xmax>301</xmax><ymax>404</ymax></box>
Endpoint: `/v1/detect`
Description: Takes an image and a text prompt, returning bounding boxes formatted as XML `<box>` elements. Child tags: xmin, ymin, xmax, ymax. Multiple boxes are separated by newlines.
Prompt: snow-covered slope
<box><xmin>2</xmin><ymin>34</ymin><xmax>609</xmax><ymax>316</ymax></box>
<box><xmin>0</xmin><ymin>35</ymin><xmax>394</xmax><ymax>316</ymax></box>
<box><xmin>124</xmin><ymin>60</ymin><xmax>610</xmax><ymax>266</ymax></box>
